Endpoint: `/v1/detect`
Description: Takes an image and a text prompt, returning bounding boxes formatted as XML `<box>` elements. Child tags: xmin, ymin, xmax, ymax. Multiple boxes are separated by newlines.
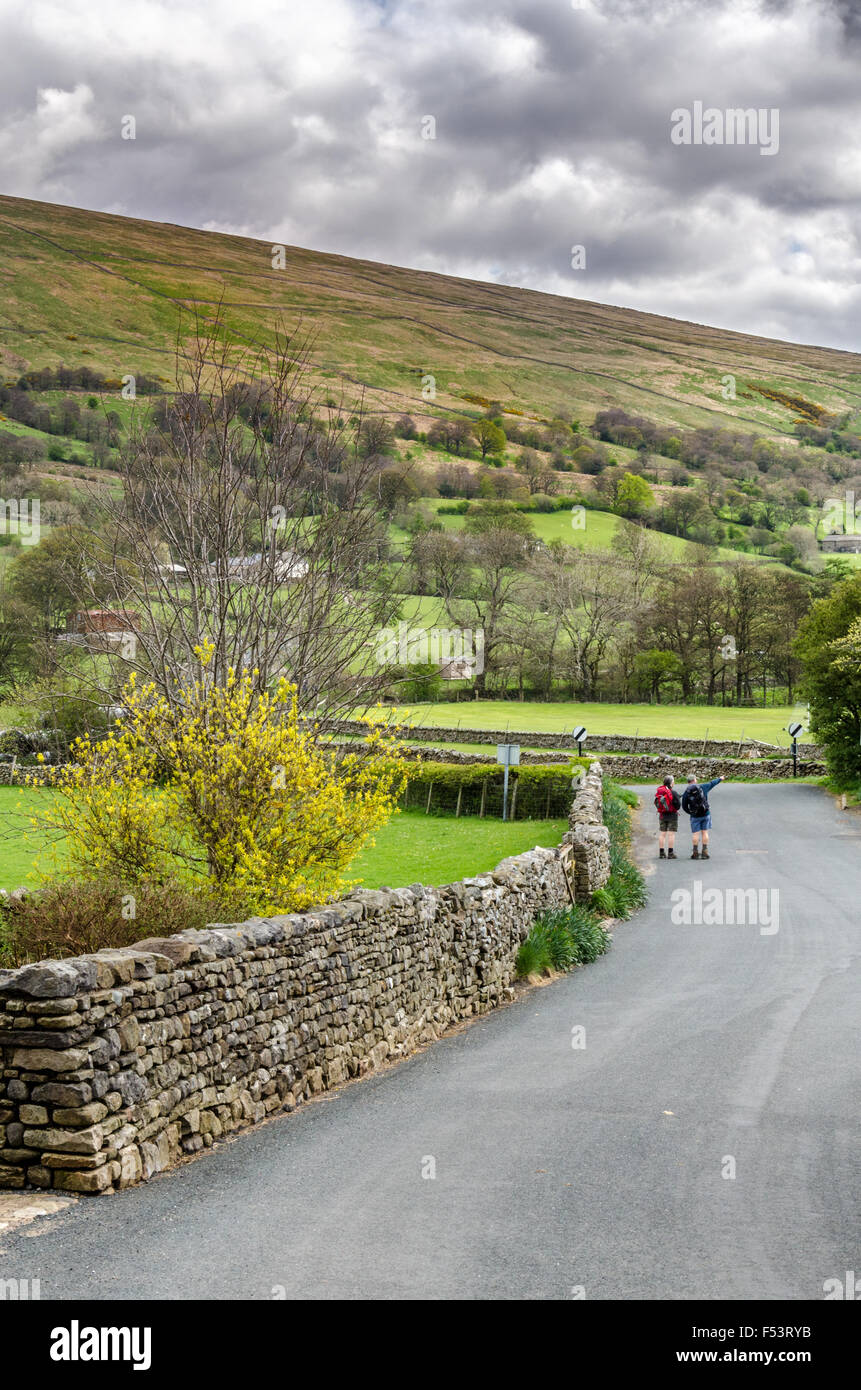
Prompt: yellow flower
<box><xmin>34</xmin><ymin>656</ymin><xmax>406</xmax><ymax>917</ymax></box>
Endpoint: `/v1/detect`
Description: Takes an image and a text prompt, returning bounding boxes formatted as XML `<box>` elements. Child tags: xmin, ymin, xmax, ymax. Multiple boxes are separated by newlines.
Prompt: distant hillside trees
<box><xmin>0</xmin><ymin>431</ymin><xmax>40</xmax><ymax>476</ymax></box>
<box><xmin>406</xmin><ymin>508</ymin><xmax>814</xmax><ymax>705</ymax></box>
<box><xmin>614</xmin><ymin>472</ymin><xmax>654</xmax><ymax>519</ymax></box>
<box><xmin>0</xmin><ymin>384</ymin><xmax>124</xmax><ymax>456</ymax></box>
<box><xmin>13</xmin><ymin>364</ymin><xmax>163</xmax><ymax>395</ymax></box>
<box><xmin>472</xmin><ymin>418</ymin><xmax>506</xmax><ymax>459</ymax></box>
<box><xmin>357</xmin><ymin>416</ymin><xmax>396</xmax><ymax>459</ymax></box>
<box><xmin>427</xmin><ymin>417</ymin><xmax>473</xmax><ymax>455</ymax></box>
<box><xmin>593</xmin><ymin>406</ymin><xmax>861</xmax><ymax>479</ymax></box>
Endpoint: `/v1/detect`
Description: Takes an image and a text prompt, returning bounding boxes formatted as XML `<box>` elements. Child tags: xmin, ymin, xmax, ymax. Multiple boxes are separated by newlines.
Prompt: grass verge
<box><xmin>516</xmin><ymin>778</ymin><xmax>646</xmax><ymax>979</ymax></box>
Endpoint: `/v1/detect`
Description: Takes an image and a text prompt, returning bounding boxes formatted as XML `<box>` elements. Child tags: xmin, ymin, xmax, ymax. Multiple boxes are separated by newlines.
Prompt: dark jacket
<box><xmin>681</xmin><ymin>777</ymin><xmax>721</xmax><ymax>816</ymax></box>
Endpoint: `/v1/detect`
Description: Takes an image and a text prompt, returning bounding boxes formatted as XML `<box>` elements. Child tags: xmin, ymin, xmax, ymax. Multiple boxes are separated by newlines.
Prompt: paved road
<box><xmin>2</xmin><ymin>784</ymin><xmax>858</xmax><ymax>1300</ymax></box>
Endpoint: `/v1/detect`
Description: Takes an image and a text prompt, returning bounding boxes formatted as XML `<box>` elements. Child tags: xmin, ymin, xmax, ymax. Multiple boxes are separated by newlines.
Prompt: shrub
<box><xmin>401</xmin><ymin>758</ymin><xmax>590</xmax><ymax>819</ymax></box>
<box><xmin>437</xmin><ymin>500</ymin><xmax>469</xmax><ymax>515</ymax></box>
<box><xmin>531</xmin><ymin>493</ymin><xmax>556</xmax><ymax>512</ymax></box>
<box><xmin>594</xmin><ymin>778</ymin><xmax>648</xmax><ymax>919</ymax></box>
<box><xmin>533</xmin><ymin>911</ymin><xmax>578</xmax><ymax>970</ymax></box>
<box><xmin>562</xmin><ymin>904</ymin><xmax>613</xmax><ymax>962</ymax></box>
<box><xmin>608</xmin><ymin>844</ymin><xmax>648</xmax><ymax>909</ymax></box>
<box><xmin>516</xmin><ymin>775</ymin><xmax>646</xmax><ymax>976</ymax></box>
<box><xmin>401</xmin><ymin>661</ymin><xmax>443</xmax><ymax>703</ymax></box>
<box><xmin>29</xmin><ymin>653</ymin><xmax>408</xmax><ymax>916</ymax></box>
<box><xmin>515</xmin><ymin>924</ymin><xmax>554</xmax><ymax>977</ymax></box>
<box><xmin>0</xmin><ymin>878</ymin><xmax>230</xmax><ymax>968</ymax></box>
<box><xmin>601</xmin><ymin>777</ymin><xmax>637</xmax><ymax>844</ymax></box>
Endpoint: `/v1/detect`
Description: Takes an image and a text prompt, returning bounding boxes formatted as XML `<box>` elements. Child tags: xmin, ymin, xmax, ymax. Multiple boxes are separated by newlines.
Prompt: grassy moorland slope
<box><xmin>2</xmin><ymin>194</ymin><xmax>861</xmax><ymax>436</ymax></box>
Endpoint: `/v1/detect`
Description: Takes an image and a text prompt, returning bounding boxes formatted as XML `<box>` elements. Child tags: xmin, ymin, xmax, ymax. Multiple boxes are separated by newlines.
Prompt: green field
<box><xmin>427</xmin><ymin>502</ymin><xmax>764</xmax><ymax>566</ymax></box>
<box><xmin>350</xmin><ymin>810</ymin><xmax>568</xmax><ymax>889</ymax></box>
<box><xmin>389</xmin><ymin>700</ymin><xmax>810</xmax><ymax>744</ymax></box>
<box><xmin>0</xmin><ymin>787</ymin><xmax>567</xmax><ymax>894</ymax></box>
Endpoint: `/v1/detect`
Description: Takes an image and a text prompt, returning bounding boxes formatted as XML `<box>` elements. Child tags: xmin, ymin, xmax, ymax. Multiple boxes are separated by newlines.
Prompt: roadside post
<box><xmin>787</xmin><ymin>721</ymin><xmax>803</xmax><ymax>778</ymax></box>
<box><xmin>496</xmin><ymin>743</ymin><xmax>520</xmax><ymax>821</ymax></box>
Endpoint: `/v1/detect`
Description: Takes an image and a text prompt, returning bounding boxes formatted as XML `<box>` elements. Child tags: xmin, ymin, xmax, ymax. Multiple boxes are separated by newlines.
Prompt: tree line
<box><xmin>406</xmin><ymin>507</ymin><xmax>827</xmax><ymax>705</ymax></box>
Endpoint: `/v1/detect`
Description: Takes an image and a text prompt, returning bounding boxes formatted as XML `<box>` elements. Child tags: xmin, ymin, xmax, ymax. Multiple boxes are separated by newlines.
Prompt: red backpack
<box><xmin>654</xmin><ymin>784</ymin><xmax>675</xmax><ymax>815</ymax></box>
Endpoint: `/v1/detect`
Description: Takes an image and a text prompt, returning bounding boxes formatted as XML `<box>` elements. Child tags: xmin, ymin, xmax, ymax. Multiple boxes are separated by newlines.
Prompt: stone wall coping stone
<box><xmin>0</xmin><ymin>831</ymin><xmax>584</xmax><ymax>998</ymax></box>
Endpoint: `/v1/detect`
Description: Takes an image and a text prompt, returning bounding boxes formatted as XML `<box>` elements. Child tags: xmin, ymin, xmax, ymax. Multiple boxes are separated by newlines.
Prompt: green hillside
<box><xmin>2</xmin><ymin>194</ymin><xmax>861</xmax><ymax>437</ymax></box>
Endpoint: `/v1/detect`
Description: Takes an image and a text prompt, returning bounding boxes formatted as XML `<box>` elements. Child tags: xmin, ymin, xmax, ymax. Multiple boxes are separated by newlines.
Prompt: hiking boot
<box><xmin>701</xmin><ymin>849</ymin><xmax>710</xmax><ymax>859</ymax></box>
<box><xmin>691</xmin><ymin>848</ymin><xmax>700</xmax><ymax>859</ymax></box>
<box><xmin>667</xmin><ymin>849</ymin><xmax>676</xmax><ymax>859</ymax></box>
<box><xmin>659</xmin><ymin>848</ymin><xmax>666</xmax><ymax>859</ymax></box>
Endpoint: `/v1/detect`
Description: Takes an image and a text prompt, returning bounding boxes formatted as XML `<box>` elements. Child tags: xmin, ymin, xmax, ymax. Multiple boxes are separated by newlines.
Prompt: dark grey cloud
<box><xmin>0</xmin><ymin>0</ymin><xmax>858</xmax><ymax>349</ymax></box>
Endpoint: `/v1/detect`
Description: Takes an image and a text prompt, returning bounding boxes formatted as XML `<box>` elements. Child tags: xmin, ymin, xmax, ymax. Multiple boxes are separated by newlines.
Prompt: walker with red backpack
<box><xmin>654</xmin><ymin>780</ymin><xmax>680</xmax><ymax>859</ymax></box>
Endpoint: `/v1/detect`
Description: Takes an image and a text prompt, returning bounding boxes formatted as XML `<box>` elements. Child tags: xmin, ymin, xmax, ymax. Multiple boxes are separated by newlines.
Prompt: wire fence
<box><xmin>400</xmin><ymin>767</ymin><xmax>576</xmax><ymax>819</ymax></box>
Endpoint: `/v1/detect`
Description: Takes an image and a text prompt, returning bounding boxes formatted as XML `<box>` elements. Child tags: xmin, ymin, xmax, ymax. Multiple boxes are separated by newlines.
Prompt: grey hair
<box><xmin>686</xmin><ymin>774</ymin><xmax>697</xmax><ymax>782</ymax></box>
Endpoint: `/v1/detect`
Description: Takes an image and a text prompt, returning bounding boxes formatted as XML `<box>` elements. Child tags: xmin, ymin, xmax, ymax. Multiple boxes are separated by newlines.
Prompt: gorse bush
<box><xmin>28</xmin><ymin>648</ymin><xmax>408</xmax><ymax>917</ymax></box>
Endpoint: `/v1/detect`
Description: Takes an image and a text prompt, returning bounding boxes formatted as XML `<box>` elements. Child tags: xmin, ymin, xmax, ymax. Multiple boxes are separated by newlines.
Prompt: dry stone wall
<box><xmin>0</xmin><ymin>765</ymin><xmax>610</xmax><ymax>1195</ymax></box>
<box><xmin>599</xmin><ymin>753</ymin><xmax>826</xmax><ymax>781</ymax></box>
<box><xmin>325</xmin><ymin>719</ymin><xmax>822</xmax><ymax>761</ymax></box>
<box><xmin>389</xmin><ymin>745</ymin><xmax>571</xmax><ymax>766</ymax></box>
<box><xmin>568</xmin><ymin>766</ymin><xmax>612</xmax><ymax>896</ymax></box>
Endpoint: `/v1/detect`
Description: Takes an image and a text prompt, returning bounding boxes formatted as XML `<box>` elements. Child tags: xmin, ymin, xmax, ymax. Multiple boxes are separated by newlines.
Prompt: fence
<box><xmin>400</xmin><ymin>761</ymin><xmax>584</xmax><ymax>819</ymax></box>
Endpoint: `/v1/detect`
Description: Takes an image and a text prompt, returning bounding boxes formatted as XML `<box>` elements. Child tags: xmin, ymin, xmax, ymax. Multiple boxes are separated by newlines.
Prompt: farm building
<box><xmin>67</xmin><ymin>609</ymin><xmax>141</xmax><ymax>635</ymax></box>
<box><xmin>822</xmin><ymin>534</ymin><xmax>861</xmax><ymax>553</ymax></box>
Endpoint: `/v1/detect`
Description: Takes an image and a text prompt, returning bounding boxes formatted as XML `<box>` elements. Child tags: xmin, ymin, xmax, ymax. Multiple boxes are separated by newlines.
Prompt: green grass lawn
<box><xmin>0</xmin><ymin>786</ymin><xmax>55</xmax><ymax>890</ymax></box>
<box><xmin>0</xmin><ymin>788</ymin><xmax>567</xmax><ymax>894</ymax></box>
<box><xmin>350</xmin><ymin>810</ymin><xmax>568</xmax><ymax>889</ymax></box>
<box><xmin>387</xmin><ymin>700</ymin><xmax>810</xmax><ymax>744</ymax></box>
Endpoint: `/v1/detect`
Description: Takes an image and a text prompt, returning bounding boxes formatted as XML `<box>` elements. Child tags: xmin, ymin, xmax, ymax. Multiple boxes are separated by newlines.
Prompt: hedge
<box><xmin>400</xmin><ymin>758</ymin><xmax>591</xmax><ymax>818</ymax></box>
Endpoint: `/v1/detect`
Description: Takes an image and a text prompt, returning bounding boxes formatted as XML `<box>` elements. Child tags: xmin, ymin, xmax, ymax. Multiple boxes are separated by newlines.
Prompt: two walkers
<box><xmin>655</xmin><ymin>774</ymin><xmax>725</xmax><ymax>859</ymax></box>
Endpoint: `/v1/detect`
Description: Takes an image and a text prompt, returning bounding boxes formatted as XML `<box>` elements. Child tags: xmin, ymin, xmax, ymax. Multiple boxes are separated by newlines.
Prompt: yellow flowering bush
<box><xmin>31</xmin><ymin>654</ymin><xmax>407</xmax><ymax>916</ymax></box>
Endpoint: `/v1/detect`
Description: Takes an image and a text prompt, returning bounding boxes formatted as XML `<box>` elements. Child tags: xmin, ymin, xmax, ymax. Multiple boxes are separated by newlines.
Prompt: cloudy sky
<box><xmin>1</xmin><ymin>0</ymin><xmax>859</xmax><ymax>349</ymax></box>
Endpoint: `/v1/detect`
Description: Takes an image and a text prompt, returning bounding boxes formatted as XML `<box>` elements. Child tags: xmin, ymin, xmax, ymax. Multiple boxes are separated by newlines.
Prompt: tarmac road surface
<box><xmin>1</xmin><ymin>783</ymin><xmax>857</xmax><ymax>1300</ymax></box>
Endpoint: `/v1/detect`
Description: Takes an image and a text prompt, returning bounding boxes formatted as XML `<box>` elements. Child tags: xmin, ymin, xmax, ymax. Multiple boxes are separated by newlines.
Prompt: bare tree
<box><xmin>408</xmin><ymin>529</ymin><xmax>468</xmax><ymax>603</ymax></box>
<box><xmin>76</xmin><ymin>314</ymin><xmax>406</xmax><ymax>722</ymax></box>
<box><xmin>442</xmin><ymin>523</ymin><xmax>531</xmax><ymax>693</ymax></box>
<box><xmin>536</xmin><ymin>543</ymin><xmax>628</xmax><ymax>699</ymax></box>
<box><xmin>610</xmin><ymin>518</ymin><xmax>668</xmax><ymax>608</ymax></box>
